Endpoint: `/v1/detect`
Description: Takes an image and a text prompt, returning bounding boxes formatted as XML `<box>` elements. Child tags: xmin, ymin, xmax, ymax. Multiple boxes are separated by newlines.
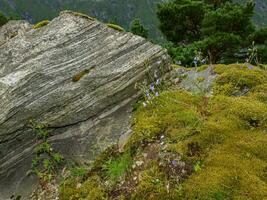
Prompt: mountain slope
<box><xmin>0</xmin><ymin>0</ymin><xmax>165</xmax><ymax>40</ymax></box>
<box><xmin>0</xmin><ymin>0</ymin><xmax>267</xmax><ymax>41</ymax></box>
<box><xmin>237</xmin><ymin>0</ymin><xmax>267</xmax><ymax>26</ymax></box>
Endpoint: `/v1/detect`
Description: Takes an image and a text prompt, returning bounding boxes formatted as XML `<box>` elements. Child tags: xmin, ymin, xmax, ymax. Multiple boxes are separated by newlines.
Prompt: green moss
<box><xmin>130</xmin><ymin>164</ymin><xmax>170</xmax><ymax>200</ymax></box>
<box><xmin>259</xmin><ymin>64</ymin><xmax>267</xmax><ymax>70</ymax></box>
<box><xmin>249</xmin><ymin>83</ymin><xmax>267</xmax><ymax>103</ymax></box>
<box><xmin>183</xmin><ymin>132</ymin><xmax>267</xmax><ymax>200</ymax></box>
<box><xmin>59</xmin><ymin>63</ymin><xmax>267</xmax><ymax>199</ymax></box>
<box><xmin>170</xmin><ymin>64</ymin><xmax>183</xmax><ymax>69</ymax></box>
<box><xmin>213</xmin><ymin>64</ymin><xmax>267</xmax><ymax>95</ymax></box>
<box><xmin>59</xmin><ymin>175</ymin><xmax>106</xmax><ymax>200</ymax></box>
<box><xmin>107</xmin><ymin>23</ymin><xmax>125</xmax><ymax>32</ymax></box>
<box><xmin>125</xmin><ymin>90</ymin><xmax>203</xmax><ymax>150</ymax></box>
<box><xmin>33</xmin><ymin>20</ymin><xmax>50</xmax><ymax>29</ymax></box>
<box><xmin>196</xmin><ymin>65</ymin><xmax>209</xmax><ymax>72</ymax></box>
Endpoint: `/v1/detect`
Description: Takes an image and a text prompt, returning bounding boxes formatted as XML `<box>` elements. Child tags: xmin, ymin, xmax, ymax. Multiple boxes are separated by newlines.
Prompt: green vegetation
<box><xmin>0</xmin><ymin>11</ymin><xmax>7</xmax><ymax>27</ymax></box>
<box><xmin>130</xmin><ymin>18</ymin><xmax>149</xmax><ymax>38</ymax></box>
<box><xmin>158</xmin><ymin>0</ymin><xmax>267</xmax><ymax>66</ymax></box>
<box><xmin>107</xmin><ymin>23</ymin><xmax>125</xmax><ymax>32</ymax></box>
<box><xmin>33</xmin><ymin>20</ymin><xmax>50</xmax><ymax>29</ymax></box>
<box><xmin>59</xmin><ymin>64</ymin><xmax>267</xmax><ymax>199</ymax></box>
<box><xmin>0</xmin><ymin>0</ymin><xmax>163</xmax><ymax>41</ymax></box>
<box><xmin>28</xmin><ymin>121</ymin><xmax>64</xmax><ymax>185</ymax></box>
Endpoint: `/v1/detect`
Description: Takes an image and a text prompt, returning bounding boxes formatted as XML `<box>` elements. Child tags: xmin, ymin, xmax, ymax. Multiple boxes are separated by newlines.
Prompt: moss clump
<box><xmin>107</xmin><ymin>23</ymin><xmax>125</xmax><ymax>32</ymax></box>
<box><xmin>183</xmin><ymin>132</ymin><xmax>267</xmax><ymax>200</ymax></box>
<box><xmin>33</xmin><ymin>20</ymin><xmax>50</xmax><ymax>29</ymax></box>
<box><xmin>213</xmin><ymin>64</ymin><xmax>267</xmax><ymax>95</ymax></box>
<box><xmin>59</xmin><ymin>176</ymin><xmax>106</xmax><ymax>200</ymax></box>
<box><xmin>130</xmin><ymin>164</ymin><xmax>172</xmax><ymax>200</ymax></box>
<box><xmin>196</xmin><ymin>65</ymin><xmax>209</xmax><ymax>72</ymax></box>
<box><xmin>125</xmin><ymin>90</ymin><xmax>203</xmax><ymax>150</ymax></box>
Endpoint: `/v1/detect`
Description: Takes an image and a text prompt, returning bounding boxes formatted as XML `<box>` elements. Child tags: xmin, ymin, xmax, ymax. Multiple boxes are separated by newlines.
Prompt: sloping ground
<box><xmin>0</xmin><ymin>11</ymin><xmax>170</xmax><ymax>199</ymax></box>
<box><xmin>59</xmin><ymin>64</ymin><xmax>267</xmax><ymax>200</ymax></box>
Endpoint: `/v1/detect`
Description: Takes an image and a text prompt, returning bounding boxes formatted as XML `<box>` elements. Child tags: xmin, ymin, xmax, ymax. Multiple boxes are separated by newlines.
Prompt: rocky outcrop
<box><xmin>0</xmin><ymin>11</ymin><xmax>171</xmax><ymax>199</ymax></box>
<box><xmin>0</xmin><ymin>20</ymin><xmax>31</xmax><ymax>46</ymax></box>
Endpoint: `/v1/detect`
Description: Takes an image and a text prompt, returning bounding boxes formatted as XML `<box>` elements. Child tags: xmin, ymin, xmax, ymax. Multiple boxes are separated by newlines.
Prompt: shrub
<box><xmin>130</xmin><ymin>19</ymin><xmax>149</xmax><ymax>38</ymax></box>
<box><xmin>165</xmin><ymin>43</ymin><xmax>200</xmax><ymax>67</ymax></box>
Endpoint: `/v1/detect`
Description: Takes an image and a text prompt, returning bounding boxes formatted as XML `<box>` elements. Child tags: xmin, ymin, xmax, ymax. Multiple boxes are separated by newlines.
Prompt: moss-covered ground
<box><xmin>59</xmin><ymin>64</ymin><xmax>267</xmax><ymax>200</ymax></box>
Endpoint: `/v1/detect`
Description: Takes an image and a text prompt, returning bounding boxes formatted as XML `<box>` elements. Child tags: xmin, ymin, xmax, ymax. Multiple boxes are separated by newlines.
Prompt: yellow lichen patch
<box><xmin>107</xmin><ymin>23</ymin><xmax>125</xmax><ymax>32</ymax></box>
<box><xmin>33</xmin><ymin>20</ymin><xmax>50</xmax><ymax>29</ymax></box>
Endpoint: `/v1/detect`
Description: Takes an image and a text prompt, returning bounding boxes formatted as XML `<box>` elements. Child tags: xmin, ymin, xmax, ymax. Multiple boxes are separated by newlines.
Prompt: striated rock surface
<box><xmin>0</xmin><ymin>11</ymin><xmax>171</xmax><ymax>199</ymax></box>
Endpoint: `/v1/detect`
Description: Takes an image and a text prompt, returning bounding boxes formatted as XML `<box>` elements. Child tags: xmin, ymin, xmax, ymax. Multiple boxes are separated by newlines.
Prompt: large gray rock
<box><xmin>0</xmin><ymin>11</ymin><xmax>171</xmax><ymax>199</ymax></box>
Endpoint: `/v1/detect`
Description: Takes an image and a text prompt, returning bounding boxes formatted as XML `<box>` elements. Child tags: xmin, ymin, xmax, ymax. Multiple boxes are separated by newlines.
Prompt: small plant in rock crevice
<box><xmin>134</xmin><ymin>61</ymin><xmax>168</xmax><ymax>108</ymax></box>
<box><xmin>28</xmin><ymin>120</ymin><xmax>64</xmax><ymax>186</ymax></box>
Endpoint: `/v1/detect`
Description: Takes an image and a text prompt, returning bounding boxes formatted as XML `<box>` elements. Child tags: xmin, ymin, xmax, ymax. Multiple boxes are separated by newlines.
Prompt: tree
<box><xmin>157</xmin><ymin>0</ymin><xmax>256</xmax><ymax>64</ymax></box>
<box><xmin>198</xmin><ymin>32</ymin><xmax>241</xmax><ymax>63</ymax></box>
<box><xmin>157</xmin><ymin>0</ymin><xmax>206</xmax><ymax>43</ymax></box>
<box><xmin>203</xmin><ymin>0</ymin><xmax>231</xmax><ymax>9</ymax></box>
<box><xmin>0</xmin><ymin>12</ymin><xmax>8</xmax><ymax>27</ymax></box>
<box><xmin>130</xmin><ymin>19</ymin><xmax>149</xmax><ymax>38</ymax></box>
<box><xmin>202</xmin><ymin>1</ymin><xmax>255</xmax><ymax>38</ymax></box>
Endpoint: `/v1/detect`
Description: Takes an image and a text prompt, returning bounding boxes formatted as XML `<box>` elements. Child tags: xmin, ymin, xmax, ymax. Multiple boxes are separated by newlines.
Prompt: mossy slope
<box><xmin>59</xmin><ymin>64</ymin><xmax>267</xmax><ymax>200</ymax></box>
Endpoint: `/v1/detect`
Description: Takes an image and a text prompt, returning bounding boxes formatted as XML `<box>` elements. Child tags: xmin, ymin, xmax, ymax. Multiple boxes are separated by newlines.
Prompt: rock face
<box><xmin>0</xmin><ymin>11</ymin><xmax>171</xmax><ymax>199</ymax></box>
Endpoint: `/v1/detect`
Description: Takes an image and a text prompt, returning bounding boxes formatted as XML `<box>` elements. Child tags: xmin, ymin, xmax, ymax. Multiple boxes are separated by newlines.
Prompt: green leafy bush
<box><xmin>130</xmin><ymin>19</ymin><xmax>149</xmax><ymax>38</ymax></box>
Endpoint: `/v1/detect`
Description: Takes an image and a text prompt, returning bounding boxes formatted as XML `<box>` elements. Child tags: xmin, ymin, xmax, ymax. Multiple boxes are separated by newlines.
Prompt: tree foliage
<box><xmin>157</xmin><ymin>0</ymin><xmax>206</xmax><ymax>43</ymax></box>
<box><xmin>157</xmin><ymin>0</ymin><xmax>267</xmax><ymax>64</ymax></box>
<box><xmin>130</xmin><ymin>19</ymin><xmax>149</xmax><ymax>38</ymax></box>
<box><xmin>0</xmin><ymin>11</ymin><xmax>8</xmax><ymax>27</ymax></box>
